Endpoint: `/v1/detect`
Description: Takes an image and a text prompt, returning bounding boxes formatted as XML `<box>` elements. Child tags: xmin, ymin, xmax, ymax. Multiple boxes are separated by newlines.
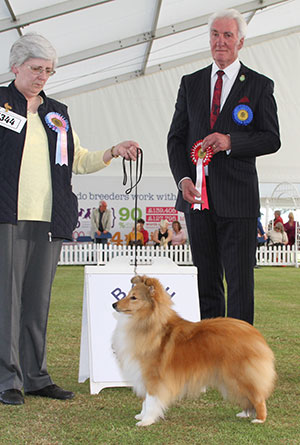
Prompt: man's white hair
<box><xmin>208</xmin><ymin>9</ymin><xmax>247</xmax><ymax>39</ymax></box>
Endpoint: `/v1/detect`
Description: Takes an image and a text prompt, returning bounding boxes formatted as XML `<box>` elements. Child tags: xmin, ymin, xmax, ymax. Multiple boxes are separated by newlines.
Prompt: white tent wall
<box><xmin>243</xmin><ymin>32</ymin><xmax>300</xmax><ymax>185</ymax></box>
<box><xmin>63</xmin><ymin>30</ymin><xmax>300</xmax><ymax>190</ymax></box>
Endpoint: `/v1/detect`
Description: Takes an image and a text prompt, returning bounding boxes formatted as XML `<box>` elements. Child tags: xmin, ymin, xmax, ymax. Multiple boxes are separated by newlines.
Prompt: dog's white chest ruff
<box><xmin>112</xmin><ymin>314</ymin><xmax>146</xmax><ymax>398</ymax></box>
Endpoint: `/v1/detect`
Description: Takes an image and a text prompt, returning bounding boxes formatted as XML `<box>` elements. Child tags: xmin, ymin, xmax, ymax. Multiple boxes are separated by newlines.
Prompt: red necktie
<box><xmin>210</xmin><ymin>70</ymin><xmax>224</xmax><ymax>129</ymax></box>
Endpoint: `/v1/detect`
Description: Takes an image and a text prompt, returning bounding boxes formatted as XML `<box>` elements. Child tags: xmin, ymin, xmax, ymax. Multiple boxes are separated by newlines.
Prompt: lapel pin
<box><xmin>4</xmin><ymin>102</ymin><xmax>12</xmax><ymax>112</ymax></box>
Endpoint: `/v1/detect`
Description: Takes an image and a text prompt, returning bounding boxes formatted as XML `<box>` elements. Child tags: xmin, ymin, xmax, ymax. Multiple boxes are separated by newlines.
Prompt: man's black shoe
<box><xmin>25</xmin><ymin>384</ymin><xmax>74</xmax><ymax>400</ymax></box>
<box><xmin>0</xmin><ymin>389</ymin><xmax>24</xmax><ymax>405</ymax></box>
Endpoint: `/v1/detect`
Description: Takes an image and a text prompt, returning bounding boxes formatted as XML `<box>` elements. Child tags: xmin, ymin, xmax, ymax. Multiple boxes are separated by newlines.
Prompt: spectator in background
<box><xmin>255</xmin><ymin>216</ymin><xmax>267</xmax><ymax>269</ymax></box>
<box><xmin>284</xmin><ymin>212</ymin><xmax>297</xmax><ymax>246</ymax></box>
<box><xmin>137</xmin><ymin>218</ymin><xmax>149</xmax><ymax>244</ymax></box>
<box><xmin>268</xmin><ymin>210</ymin><xmax>283</xmax><ymax>230</ymax></box>
<box><xmin>90</xmin><ymin>200</ymin><xmax>112</xmax><ymax>244</ymax></box>
<box><xmin>257</xmin><ymin>217</ymin><xmax>267</xmax><ymax>248</ymax></box>
<box><xmin>171</xmin><ymin>220</ymin><xmax>187</xmax><ymax>246</ymax></box>
<box><xmin>153</xmin><ymin>219</ymin><xmax>172</xmax><ymax>247</ymax></box>
<box><xmin>274</xmin><ymin>210</ymin><xmax>283</xmax><ymax>225</ymax></box>
<box><xmin>273</xmin><ymin>210</ymin><xmax>283</xmax><ymax>227</ymax></box>
<box><xmin>126</xmin><ymin>223</ymin><xmax>144</xmax><ymax>246</ymax></box>
<box><xmin>268</xmin><ymin>222</ymin><xmax>288</xmax><ymax>246</ymax></box>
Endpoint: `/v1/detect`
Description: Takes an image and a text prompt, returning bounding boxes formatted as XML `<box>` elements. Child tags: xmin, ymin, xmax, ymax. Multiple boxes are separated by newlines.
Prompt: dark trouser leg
<box><xmin>20</xmin><ymin>222</ymin><xmax>63</xmax><ymax>391</ymax></box>
<box><xmin>0</xmin><ymin>222</ymin><xmax>62</xmax><ymax>392</ymax></box>
<box><xmin>185</xmin><ymin>210</ymin><xmax>225</xmax><ymax>319</ymax></box>
<box><xmin>0</xmin><ymin>224</ymin><xmax>23</xmax><ymax>391</ymax></box>
<box><xmin>184</xmin><ymin>194</ymin><xmax>256</xmax><ymax>324</ymax></box>
<box><xmin>217</xmin><ymin>216</ymin><xmax>257</xmax><ymax>324</ymax></box>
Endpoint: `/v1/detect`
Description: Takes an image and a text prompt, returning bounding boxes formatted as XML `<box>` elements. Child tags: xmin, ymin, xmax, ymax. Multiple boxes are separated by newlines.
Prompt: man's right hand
<box><xmin>181</xmin><ymin>178</ymin><xmax>203</xmax><ymax>205</ymax></box>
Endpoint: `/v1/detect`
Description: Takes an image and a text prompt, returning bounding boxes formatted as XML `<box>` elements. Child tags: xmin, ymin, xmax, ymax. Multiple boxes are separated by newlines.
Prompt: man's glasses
<box><xmin>27</xmin><ymin>65</ymin><xmax>56</xmax><ymax>77</ymax></box>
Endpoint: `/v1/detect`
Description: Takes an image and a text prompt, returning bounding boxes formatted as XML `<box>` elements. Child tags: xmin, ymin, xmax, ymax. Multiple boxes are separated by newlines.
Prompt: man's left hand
<box><xmin>202</xmin><ymin>133</ymin><xmax>231</xmax><ymax>154</ymax></box>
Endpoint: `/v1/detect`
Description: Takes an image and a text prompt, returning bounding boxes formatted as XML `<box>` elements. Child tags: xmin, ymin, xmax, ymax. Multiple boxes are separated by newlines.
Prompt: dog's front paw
<box><xmin>135</xmin><ymin>413</ymin><xmax>143</xmax><ymax>420</ymax></box>
<box><xmin>136</xmin><ymin>418</ymin><xmax>156</xmax><ymax>427</ymax></box>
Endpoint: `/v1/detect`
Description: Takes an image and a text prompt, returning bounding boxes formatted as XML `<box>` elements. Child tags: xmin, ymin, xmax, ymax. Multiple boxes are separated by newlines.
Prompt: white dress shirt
<box><xmin>211</xmin><ymin>58</ymin><xmax>241</xmax><ymax>110</ymax></box>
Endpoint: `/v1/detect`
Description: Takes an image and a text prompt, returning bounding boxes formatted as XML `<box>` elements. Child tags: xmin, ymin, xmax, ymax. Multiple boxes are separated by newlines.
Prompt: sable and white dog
<box><xmin>112</xmin><ymin>275</ymin><xmax>276</xmax><ymax>426</ymax></box>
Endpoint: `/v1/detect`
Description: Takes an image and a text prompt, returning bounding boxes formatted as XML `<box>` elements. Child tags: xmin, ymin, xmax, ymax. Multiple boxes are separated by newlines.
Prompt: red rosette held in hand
<box><xmin>190</xmin><ymin>140</ymin><xmax>214</xmax><ymax>211</ymax></box>
<box><xmin>191</xmin><ymin>140</ymin><xmax>214</xmax><ymax>166</ymax></box>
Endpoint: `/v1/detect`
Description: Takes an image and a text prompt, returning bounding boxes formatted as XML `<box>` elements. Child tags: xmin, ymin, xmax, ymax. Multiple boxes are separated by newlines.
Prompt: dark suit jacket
<box><xmin>167</xmin><ymin>62</ymin><xmax>281</xmax><ymax>218</ymax></box>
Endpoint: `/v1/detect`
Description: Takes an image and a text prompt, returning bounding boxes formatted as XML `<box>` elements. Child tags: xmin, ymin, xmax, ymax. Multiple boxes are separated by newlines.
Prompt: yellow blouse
<box><xmin>18</xmin><ymin>112</ymin><xmax>109</xmax><ymax>221</ymax></box>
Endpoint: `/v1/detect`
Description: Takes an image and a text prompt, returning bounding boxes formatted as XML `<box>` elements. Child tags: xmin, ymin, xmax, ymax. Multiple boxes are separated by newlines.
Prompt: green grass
<box><xmin>0</xmin><ymin>266</ymin><xmax>300</xmax><ymax>444</ymax></box>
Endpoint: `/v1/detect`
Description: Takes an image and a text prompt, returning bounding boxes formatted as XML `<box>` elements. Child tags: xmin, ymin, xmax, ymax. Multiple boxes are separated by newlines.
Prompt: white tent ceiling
<box><xmin>0</xmin><ymin>0</ymin><xmax>300</xmax><ymax>200</ymax></box>
<box><xmin>0</xmin><ymin>0</ymin><xmax>299</xmax><ymax>98</ymax></box>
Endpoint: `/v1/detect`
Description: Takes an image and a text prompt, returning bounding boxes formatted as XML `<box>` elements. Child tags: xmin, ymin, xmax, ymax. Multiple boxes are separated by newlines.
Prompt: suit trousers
<box><xmin>0</xmin><ymin>221</ymin><xmax>62</xmax><ymax>392</ymax></box>
<box><xmin>184</xmin><ymin>180</ymin><xmax>257</xmax><ymax>324</ymax></box>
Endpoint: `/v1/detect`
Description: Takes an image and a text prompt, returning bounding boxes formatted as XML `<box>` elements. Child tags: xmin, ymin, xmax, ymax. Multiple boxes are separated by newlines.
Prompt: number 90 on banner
<box><xmin>119</xmin><ymin>207</ymin><xmax>142</xmax><ymax>221</ymax></box>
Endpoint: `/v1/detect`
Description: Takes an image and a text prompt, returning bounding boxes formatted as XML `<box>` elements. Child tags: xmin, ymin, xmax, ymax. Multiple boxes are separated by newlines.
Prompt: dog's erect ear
<box><xmin>144</xmin><ymin>277</ymin><xmax>157</xmax><ymax>287</ymax></box>
<box><xmin>131</xmin><ymin>275</ymin><xmax>143</xmax><ymax>284</ymax></box>
<box><xmin>144</xmin><ymin>278</ymin><xmax>160</xmax><ymax>295</ymax></box>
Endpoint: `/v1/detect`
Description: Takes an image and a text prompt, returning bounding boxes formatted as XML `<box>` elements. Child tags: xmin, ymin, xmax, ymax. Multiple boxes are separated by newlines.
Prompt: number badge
<box><xmin>0</xmin><ymin>106</ymin><xmax>27</xmax><ymax>133</ymax></box>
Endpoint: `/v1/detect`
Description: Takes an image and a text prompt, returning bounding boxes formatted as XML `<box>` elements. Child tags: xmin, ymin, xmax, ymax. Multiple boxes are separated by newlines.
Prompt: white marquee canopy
<box><xmin>0</xmin><ymin>0</ymin><xmax>300</xmax><ymax>202</ymax></box>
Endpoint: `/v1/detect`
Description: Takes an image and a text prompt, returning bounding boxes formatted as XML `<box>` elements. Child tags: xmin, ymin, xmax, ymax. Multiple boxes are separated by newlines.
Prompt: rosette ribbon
<box><xmin>45</xmin><ymin>112</ymin><xmax>69</xmax><ymax>166</ymax></box>
<box><xmin>190</xmin><ymin>140</ymin><xmax>213</xmax><ymax>210</ymax></box>
<box><xmin>232</xmin><ymin>104</ymin><xmax>253</xmax><ymax>126</ymax></box>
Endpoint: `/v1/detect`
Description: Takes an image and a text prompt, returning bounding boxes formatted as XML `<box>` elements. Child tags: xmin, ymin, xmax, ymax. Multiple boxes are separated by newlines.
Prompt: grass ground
<box><xmin>0</xmin><ymin>266</ymin><xmax>299</xmax><ymax>444</ymax></box>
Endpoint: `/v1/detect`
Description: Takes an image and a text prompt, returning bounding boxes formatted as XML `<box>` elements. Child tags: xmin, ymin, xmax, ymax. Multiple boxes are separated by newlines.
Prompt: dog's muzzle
<box><xmin>112</xmin><ymin>302</ymin><xmax>119</xmax><ymax>311</ymax></box>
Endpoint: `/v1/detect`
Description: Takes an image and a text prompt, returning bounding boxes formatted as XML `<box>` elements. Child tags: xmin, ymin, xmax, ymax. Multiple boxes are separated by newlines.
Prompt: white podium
<box><xmin>79</xmin><ymin>257</ymin><xmax>199</xmax><ymax>394</ymax></box>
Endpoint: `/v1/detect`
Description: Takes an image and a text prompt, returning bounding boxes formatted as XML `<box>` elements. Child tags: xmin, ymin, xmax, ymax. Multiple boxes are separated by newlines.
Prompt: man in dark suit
<box><xmin>167</xmin><ymin>9</ymin><xmax>280</xmax><ymax>324</ymax></box>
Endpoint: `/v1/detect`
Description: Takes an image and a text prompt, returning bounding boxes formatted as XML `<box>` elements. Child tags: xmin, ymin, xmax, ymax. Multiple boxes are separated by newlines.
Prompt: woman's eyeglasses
<box><xmin>27</xmin><ymin>65</ymin><xmax>56</xmax><ymax>77</ymax></box>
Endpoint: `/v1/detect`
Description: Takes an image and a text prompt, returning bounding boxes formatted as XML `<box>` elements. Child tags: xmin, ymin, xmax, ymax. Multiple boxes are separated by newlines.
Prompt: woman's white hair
<box><xmin>160</xmin><ymin>219</ymin><xmax>169</xmax><ymax>229</ymax></box>
<box><xmin>208</xmin><ymin>9</ymin><xmax>247</xmax><ymax>39</ymax></box>
<box><xmin>9</xmin><ymin>33</ymin><xmax>58</xmax><ymax>69</ymax></box>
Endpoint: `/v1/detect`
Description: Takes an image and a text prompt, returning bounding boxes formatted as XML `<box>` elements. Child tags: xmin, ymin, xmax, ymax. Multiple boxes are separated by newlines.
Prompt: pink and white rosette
<box><xmin>190</xmin><ymin>140</ymin><xmax>213</xmax><ymax>210</ymax></box>
<box><xmin>45</xmin><ymin>112</ymin><xmax>69</xmax><ymax>166</ymax></box>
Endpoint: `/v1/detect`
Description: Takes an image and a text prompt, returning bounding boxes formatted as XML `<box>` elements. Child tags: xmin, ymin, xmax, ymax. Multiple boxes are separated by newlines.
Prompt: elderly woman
<box><xmin>268</xmin><ymin>222</ymin><xmax>288</xmax><ymax>246</ymax></box>
<box><xmin>153</xmin><ymin>219</ymin><xmax>173</xmax><ymax>247</ymax></box>
<box><xmin>0</xmin><ymin>33</ymin><xmax>139</xmax><ymax>406</ymax></box>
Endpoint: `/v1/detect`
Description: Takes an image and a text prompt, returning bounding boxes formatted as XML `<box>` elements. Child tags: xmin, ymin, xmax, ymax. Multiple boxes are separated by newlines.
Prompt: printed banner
<box><xmin>72</xmin><ymin>175</ymin><xmax>187</xmax><ymax>245</ymax></box>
